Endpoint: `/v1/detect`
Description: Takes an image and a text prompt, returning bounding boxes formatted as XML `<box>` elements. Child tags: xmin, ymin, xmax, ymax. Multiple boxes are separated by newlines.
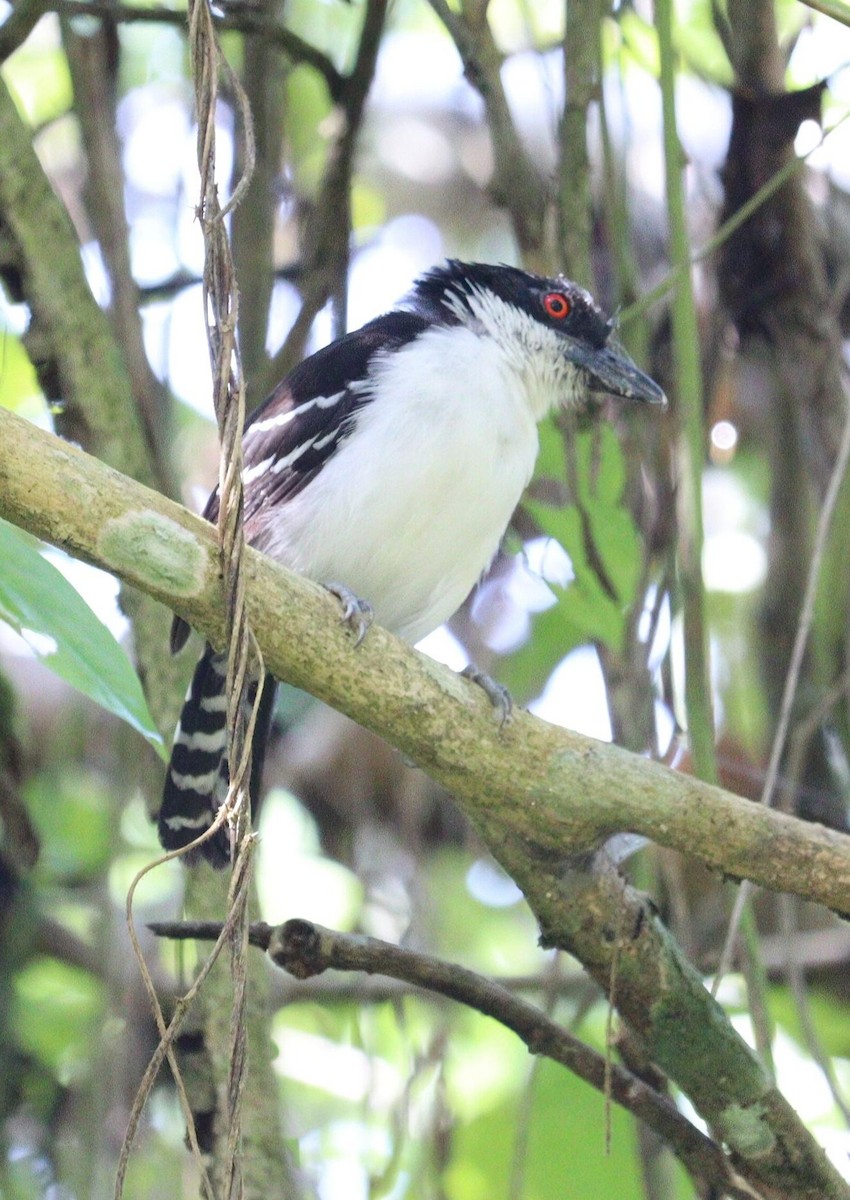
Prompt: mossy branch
<box><xmin>1</xmin><ymin>404</ymin><xmax>849</xmax><ymax>915</ymax></box>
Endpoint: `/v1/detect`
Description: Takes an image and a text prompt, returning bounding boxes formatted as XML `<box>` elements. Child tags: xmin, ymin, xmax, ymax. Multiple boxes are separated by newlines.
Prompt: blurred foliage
<box><xmin>11</xmin><ymin>957</ymin><xmax>105</xmax><ymax>1082</ymax></box>
<box><xmin>528</xmin><ymin>425</ymin><xmax>643</xmax><ymax>647</ymax></box>
<box><xmin>3</xmin><ymin>42</ymin><xmax>72</xmax><ymax>124</ymax></box>
<box><xmin>2</xmin><ymin>0</ymin><xmax>850</xmax><ymax>1197</ymax></box>
<box><xmin>0</xmin><ymin>521</ymin><xmax>164</xmax><ymax>756</ymax></box>
<box><xmin>0</xmin><ymin>330</ymin><xmax>42</xmax><ymax>415</ymax></box>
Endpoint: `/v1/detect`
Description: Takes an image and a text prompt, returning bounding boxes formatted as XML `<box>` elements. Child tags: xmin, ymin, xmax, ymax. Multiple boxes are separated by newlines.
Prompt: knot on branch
<box><xmin>268</xmin><ymin>918</ymin><xmax>328</xmax><ymax>980</ymax></box>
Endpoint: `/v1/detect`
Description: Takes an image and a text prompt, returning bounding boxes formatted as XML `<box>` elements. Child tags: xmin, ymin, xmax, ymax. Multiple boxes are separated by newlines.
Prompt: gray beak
<box><xmin>569</xmin><ymin>340</ymin><xmax>667</xmax><ymax>407</ymax></box>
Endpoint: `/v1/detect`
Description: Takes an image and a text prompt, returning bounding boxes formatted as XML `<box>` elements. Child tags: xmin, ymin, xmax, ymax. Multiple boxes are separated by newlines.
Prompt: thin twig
<box><xmin>61</xmin><ymin>19</ymin><xmax>174</xmax><ymax>490</ymax></box>
<box><xmin>120</xmin><ymin>0</ymin><xmax>262</xmax><ymax>1191</ymax></box>
<box><xmin>768</xmin><ymin>679</ymin><xmax>850</xmax><ymax>1121</ymax></box>
<box><xmin>426</xmin><ymin>0</ymin><xmax>546</xmax><ymax>261</ymax></box>
<box><xmin>117</xmin><ymin>844</ymin><xmax>247</xmax><ymax>1200</ymax></box>
<box><xmin>714</xmin><ymin>381</ymin><xmax>850</xmax><ymax>990</ymax></box>
<box><xmin>50</xmin><ymin>0</ymin><xmax>345</xmax><ymax>98</ymax></box>
<box><xmin>778</xmin><ymin>892</ymin><xmax>850</xmax><ymax>1126</ymax></box>
<box><xmin>558</xmin><ymin>0</ymin><xmax>599</xmax><ymax>285</ymax></box>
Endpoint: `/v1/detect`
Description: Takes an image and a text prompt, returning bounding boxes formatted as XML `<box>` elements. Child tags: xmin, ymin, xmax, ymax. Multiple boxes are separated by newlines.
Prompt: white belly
<box><xmin>252</xmin><ymin>326</ymin><xmax>541</xmax><ymax>642</ymax></box>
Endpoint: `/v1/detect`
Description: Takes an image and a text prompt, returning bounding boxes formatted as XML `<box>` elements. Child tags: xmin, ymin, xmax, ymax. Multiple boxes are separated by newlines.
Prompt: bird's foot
<box><xmin>461</xmin><ymin>664</ymin><xmax>513</xmax><ymax>728</ymax></box>
<box><xmin>325</xmin><ymin>581</ymin><xmax>374</xmax><ymax>647</ymax></box>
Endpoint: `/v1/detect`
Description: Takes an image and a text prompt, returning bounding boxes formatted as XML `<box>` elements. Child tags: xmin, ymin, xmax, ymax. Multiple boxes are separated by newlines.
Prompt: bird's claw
<box><xmin>325</xmin><ymin>582</ymin><xmax>374</xmax><ymax>647</ymax></box>
<box><xmin>461</xmin><ymin>664</ymin><xmax>513</xmax><ymax>728</ymax></box>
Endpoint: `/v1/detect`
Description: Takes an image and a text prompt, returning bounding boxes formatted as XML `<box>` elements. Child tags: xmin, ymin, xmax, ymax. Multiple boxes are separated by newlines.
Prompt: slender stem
<box><xmin>559</xmin><ymin>0</ymin><xmax>599</xmax><ymax>286</ymax></box>
<box><xmin>598</xmin><ymin>36</ymin><xmax>648</xmax><ymax>363</ymax></box>
<box><xmin>715</xmin><ymin>389</ymin><xmax>850</xmax><ymax>988</ymax></box>
<box><xmin>798</xmin><ymin>0</ymin><xmax>850</xmax><ymax>27</ymax></box>
<box><xmin>655</xmin><ymin>0</ymin><xmax>718</xmax><ymax>784</ymax></box>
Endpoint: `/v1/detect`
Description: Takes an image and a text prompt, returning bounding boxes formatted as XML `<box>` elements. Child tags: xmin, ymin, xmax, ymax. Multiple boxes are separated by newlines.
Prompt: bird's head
<box><xmin>410</xmin><ymin>260</ymin><xmax>666</xmax><ymax>412</ymax></box>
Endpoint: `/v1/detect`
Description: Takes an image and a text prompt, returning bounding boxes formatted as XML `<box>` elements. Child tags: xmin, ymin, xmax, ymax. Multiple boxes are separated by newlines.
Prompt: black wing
<box><xmin>205</xmin><ymin>309</ymin><xmax>429</xmax><ymax>527</ymax></box>
<box><xmin>170</xmin><ymin>309</ymin><xmax>429</xmax><ymax>653</ymax></box>
<box><xmin>241</xmin><ymin>310</ymin><xmax>429</xmax><ymax>524</ymax></box>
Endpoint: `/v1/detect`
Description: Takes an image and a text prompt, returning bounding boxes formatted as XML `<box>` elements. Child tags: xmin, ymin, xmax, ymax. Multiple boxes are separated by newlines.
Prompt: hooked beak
<box><xmin>569</xmin><ymin>340</ymin><xmax>667</xmax><ymax>407</ymax></box>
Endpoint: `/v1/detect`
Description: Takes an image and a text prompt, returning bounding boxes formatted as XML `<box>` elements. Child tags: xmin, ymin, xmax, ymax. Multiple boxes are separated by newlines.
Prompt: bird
<box><xmin>158</xmin><ymin>259</ymin><xmax>666</xmax><ymax>866</ymax></box>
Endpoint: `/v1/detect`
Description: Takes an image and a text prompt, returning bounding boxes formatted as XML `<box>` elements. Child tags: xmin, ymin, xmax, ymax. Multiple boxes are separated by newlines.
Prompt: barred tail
<box><xmin>159</xmin><ymin>645</ymin><xmax>231</xmax><ymax>866</ymax></box>
<box><xmin>158</xmin><ymin>643</ymin><xmax>277</xmax><ymax>867</ymax></box>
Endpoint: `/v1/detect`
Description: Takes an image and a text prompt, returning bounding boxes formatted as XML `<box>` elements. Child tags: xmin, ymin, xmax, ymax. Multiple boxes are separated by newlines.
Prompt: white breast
<box><xmin>253</xmin><ymin>325</ymin><xmax>546</xmax><ymax>643</ymax></box>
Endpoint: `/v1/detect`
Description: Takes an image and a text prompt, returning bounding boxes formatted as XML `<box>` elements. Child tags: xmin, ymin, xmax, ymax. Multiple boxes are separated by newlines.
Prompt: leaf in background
<box><xmin>449</xmin><ymin>1056</ymin><xmax>651</xmax><ymax>1200</ymax></box>
<box><xmin>505</xmin><ymin>425</ymin><xmax>645</xmax><ymax>697</ymax></box>
<box><xmin>0</xmin><ymin>518</ymin><xmax>165</xmax><ymax>758</ymax></box>
<box><xmin>534</xmin><ymin>414</ymin><xmax>568</xmax><ymax>480</ymax></box>
<box><xmin>575</xmin><ymin>424</ymin><xmax>626</xmax><ymax>509</ymax></box>
<box><xmin>0</xmin><ymin>326</ymin><xmax>44</xmax><ymax>416</ymax></box>
<box><xmin>587</xmin><ymin>504</ymin><xmax>643</xmax><ymax>604</ymax></box>
<box><xmin>498</xmin><ymin>602</ymin><xmax>585</xmax><ymax>700</ymax></box>
<box><xmin>575</xmin><ymin>426</ymin><xmax>643</xmax><ymax>604</ymax></box>
<box><xmin>3</xmin><ymin>47</ymin><xmax>73</xmax><ymax>127</ymax></box>
<box><xmin>524</xmin><ymin>499</ymin><xmax>628</xmax><ymax>650</ymax></box>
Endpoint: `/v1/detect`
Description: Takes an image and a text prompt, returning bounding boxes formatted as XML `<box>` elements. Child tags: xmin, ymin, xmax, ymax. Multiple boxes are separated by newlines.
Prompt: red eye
<box><xmin>543</xmin><ymin>292</ymin><xmax>571</xmax><ymax>320</ymax></box>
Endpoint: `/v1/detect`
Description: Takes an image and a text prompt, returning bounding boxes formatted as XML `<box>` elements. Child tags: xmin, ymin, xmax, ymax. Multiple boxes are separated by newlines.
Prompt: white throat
<box><xmin>444</xmin><ymin>286</ymin><xmax>586</xmax><ymax>421</ymax></box>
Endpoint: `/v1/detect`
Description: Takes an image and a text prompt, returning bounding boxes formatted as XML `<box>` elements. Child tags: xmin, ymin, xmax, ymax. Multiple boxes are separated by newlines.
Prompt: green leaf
<box><xmin>26</xmin><ymin>772</ymin><xmax>113</xmax><ymax>879</ymax></box>
<box><xmin>524</xmin><ymin>496</ymin><xmax>584</xmax><ymax>559</ymax></box>
<box><xmin>284</xmin><ymin>64</ymin><xmax>334</xmax><ymax>194</ymax></box>
<box><xmin>575</xmin><ymin>430</ymin><xmax>643</xmax><ymax>609</ymax></box>
<box><xmin>529</xmin><ymin>424</ymin><xmax>643</xmax><ymax>605</ymax></box>
<box><xmin>549</xmin><ymin>578</ymin><xmax>627</xmax><ymax>649</ymax></box>
<box><xmin>0</xmin><ymin>519</ymin><xmax>165</xmax><ymax>758</ymax></box>
<box><xmin>512</xmin><ymin>432</ymin><xmax>642</xmax><ymax>683</ymax></box>
<box><xmin>3</xmin><ymin>48</ymin><xmax>73</xmax><ymax>128</ymax></box>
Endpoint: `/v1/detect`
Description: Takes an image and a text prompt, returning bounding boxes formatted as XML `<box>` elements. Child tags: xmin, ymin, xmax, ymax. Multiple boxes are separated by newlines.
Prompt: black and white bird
<box><xmin>158</xmin><ymin>260</ymin><xmax>665</xmax><ymax>865</ymax></box>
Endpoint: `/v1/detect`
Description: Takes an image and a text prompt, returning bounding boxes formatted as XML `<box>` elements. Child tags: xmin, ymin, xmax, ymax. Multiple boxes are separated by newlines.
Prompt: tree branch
<box><xmin>231</xmin><ymin>0</ymin><xmax>289</xmax><ymax>395</ymax></box>
<box><xmin>2</xmin><ymin>407</ymin><xmax>850</xmax><ymax>1197</ymax></box>
<box><xmin>149</xmin><ymin>917</ymin><xmax>762</xmax><ymax>1200</ymax></box>
<box><xmin>2</xmin><ymin>406</ymin><xmax>847</xmax><ymax>912</ymax></box>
